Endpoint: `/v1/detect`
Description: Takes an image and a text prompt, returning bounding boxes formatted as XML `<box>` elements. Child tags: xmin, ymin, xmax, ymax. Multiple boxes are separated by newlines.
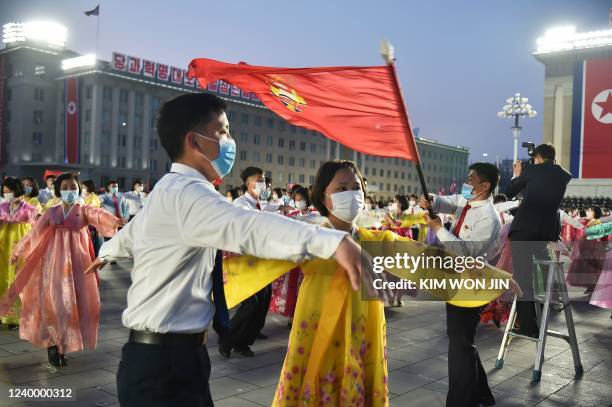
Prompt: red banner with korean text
<box><xmin>65</xmin><ymin>78</ymin><xmax>79</xmax><ymax>164</ymax></box>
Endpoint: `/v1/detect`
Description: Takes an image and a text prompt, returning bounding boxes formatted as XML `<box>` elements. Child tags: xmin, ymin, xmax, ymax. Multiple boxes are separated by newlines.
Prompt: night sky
<box><xmin>2</xmin><ymin>0</ymin><xmax>610</xmax><ymax>162</ymax></box>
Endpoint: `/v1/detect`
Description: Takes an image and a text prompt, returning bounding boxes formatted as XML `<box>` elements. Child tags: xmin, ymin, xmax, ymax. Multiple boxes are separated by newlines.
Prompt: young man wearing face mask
<box><xmin>219</xmin><ymin>167</ymin><xmax>278</xmax><ymax>358</ymax></box>
<box><xmin>419</xmin><ymin>162</ymin><xmax>501</xmax><ymax>407</ymax></box>
<box><xmin>88</xmin><ymin>93</ymin><xmax>364</xmax><ymax>407</ymax></box>
<box><xmin>100</xmin><ymin>180</ymin><xmax>129</xmax><ymax>223</ymax></box>
<box><xmin>124</xmin><ymin>180</ymin><xmax>148</xmax><ymax>221</ymax></box>
<box><xmin>37</xmin><ymin>175</ymin><xmax>56</xmax><ymax>205</ymax></box>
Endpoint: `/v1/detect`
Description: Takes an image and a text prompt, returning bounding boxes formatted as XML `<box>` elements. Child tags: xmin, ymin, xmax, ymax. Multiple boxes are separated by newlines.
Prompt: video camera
<box><xmin>521</xmin><ymin>141</ymin><xmax>536</xmax><ymax>169</ymax></box>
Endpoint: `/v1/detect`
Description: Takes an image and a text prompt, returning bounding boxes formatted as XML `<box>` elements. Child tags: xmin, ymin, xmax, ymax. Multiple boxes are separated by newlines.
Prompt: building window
<box><xmin>310</xmin><ymin>143</ymin><xmax>316</xmax><ymax>153</ymax></box>
<box><xmin>85</xmin><ymin>109</ymin><xmax>91</xmax><ymax>122</ymax></box>
<box><xmin>240</xmin><ymin>151</ymin><xmax>247</xmax><ymax>160</ymax></box>
<box><xmin>265</xmin><ymin>170</ymin><xmax>272</xmax><ymax>179</ymax></box>
<box><xmin>253</xmin><ymin>134</ymin><xmax>260</xmax><ymax>145</ymax></box>
<box><xmin>119</xmin><ymin>156</ymin><xmax>127</xmax><ymax>168</ymax></box>
<box><xmin>120</xmin><ymin>89</ymin><xmax>129</xmax><ymax>103</ymax></box>
<box><xmin>299</xmin><ymin>174</ymin><xmax>305</xmax><ymax>183</ymax></box>
<box><xmin>379</xmin><ymin>182</ymin><xmax>383</xmax><ymax>191</ymax></box>
<box><xmin>266</xmin><ymin>153</ymin><xmax>272</xmax><ymax>164</ymax></box>
<box><xmin>228</xmin><ymin>111</ymin><xmax>236</xmax><ymax>121</ymax></box>
<box><xmin>103</xmin><ymin>86</ymin><xmax>112</xmax><ymax>100</ymax></box>
<box><xmin>300</xmin><ymin>142</ymin><xmax>306</xmax><ymax>151</ymax></box>
<box><xmin>299</xmin><ymin>158</ymin><xmax>305</xmax><ymax>167</ymax></box>
<box><xmin>365</xmin><ymin>167</ymin><xmax>369</xmax><ymax>175</ymax></box>
<box><xmin>135</xmin><ymin>92</ymin><xmax>144</xmax><ymax>106</ymax></box>
<box><xmin>309</xmin><ymin>175</ymin><xmax>315</xmax><ymax>184</ymax></box>
<box><xmin>288</xmin><ymin>173</ymin><xmax>293</xmax><ymax>183</ymax></box>
<box><xmin>310</xmin><ymin>159</ymin><xmax>316</xmax><ymax>169</ymax></box>
<box><xmin>34</xmin><ymin>65</ymin><xmax>45</xmax><ymax>77</ymax></box>
<box><xmin>266</xmin><ymin>135</ymin><xmax>273</xmax><ymax>146</ymax></box>
<box><xmin>289</xmin><ymin>140</ymin><xmax>295</xmax><ymax>150</ymax></box>
<box><xmin>372</xmin><ymin>168</ymin><xmax>377</xmax><ymax>176</ymax></box>
<box><xmin>277</xmin><ymin>155</ymin><xmax>284</xmax><ymax>165</ymax></box>
<box><xmin>386</xmin><ymin>183</ymin><xmax>391</xmax><ymax>192</ymax></box>
<box><xmin>241</xmin><ymin>113</ymin><xmax>249</xmax><ymax>125</ymax></box>
<box><xmin>33</xmin><ymin>110</ymin><xmax>43</xmax><ymax>124</ymax></box>
<box><xmin>267</xmin><ymin>118</ymin><xmax>274</xmax><ymax>128</ymax></box>
<box><xmin>253</xmin><ymin>152</ymin><xmax>260</xmax><ymax>162</ymax></box>
<box><xmin>32</xmin><ymin>132</ymin><xmax>43</xmax><ymax>145</ymax></box>
<box><xmin>279</xmin><ymin>121</ymin><xmax>285</xmax><ymax>131</ymax></box>
<box><xmin>290</xmin><ymin>125</ymin><xmax>296</xmax><ymax>134</ymax></box>
<box><xmin>289</xmin><ymin>157</ymin><xmax>295</xmax><ymax>167</ymax></box>
<box><xmin>34</xmin><ymin>88</ymin><xmax>44</xmax><ymax>101</ymax></box>
<box><xmin>86</xmin><ymin>86</ymin><xmax>92</xmax><ymax>99</ymax></box>
<box><xmin>394</xmin><ymin>171</ymin><xmax>398</xmax><ymax>179</ymax></box>
<box><xmin>278</xmin><ymin>137</ymin><xmax>285</xmax><ymax>148</ymax></box>
<box><xmin>254</xmin><ymin>116</ymin><xmax>261</xmax><ymax>127</ymax></box>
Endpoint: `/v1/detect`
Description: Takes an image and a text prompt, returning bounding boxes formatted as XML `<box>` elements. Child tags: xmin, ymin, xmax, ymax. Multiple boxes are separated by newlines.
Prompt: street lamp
<box><xmin>497</xmin><ymin>93</ymin><xmax>537</xmax><ymax>162</ymax></box>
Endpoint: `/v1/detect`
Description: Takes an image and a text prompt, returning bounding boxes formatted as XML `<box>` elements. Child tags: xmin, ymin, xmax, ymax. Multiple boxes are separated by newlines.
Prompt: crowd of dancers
<box><xmin>0</xmin><ymin>93</ymin><xmax>611</xmax><ymax>407</ymax></box>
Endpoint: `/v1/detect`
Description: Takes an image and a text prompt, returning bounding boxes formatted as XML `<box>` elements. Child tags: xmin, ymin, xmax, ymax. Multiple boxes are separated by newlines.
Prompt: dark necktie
<box><xmin>452</xmin><ymin>204</ymin><xmax>471</xmax><ymax>237</ymax></box>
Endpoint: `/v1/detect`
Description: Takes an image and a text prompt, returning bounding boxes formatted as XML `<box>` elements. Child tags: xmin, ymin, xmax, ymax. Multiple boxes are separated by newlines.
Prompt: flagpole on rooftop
<box><xmin>380</xmin><ymin>39</ymin><xmax>432</xmax><ymax>210</ymax></box>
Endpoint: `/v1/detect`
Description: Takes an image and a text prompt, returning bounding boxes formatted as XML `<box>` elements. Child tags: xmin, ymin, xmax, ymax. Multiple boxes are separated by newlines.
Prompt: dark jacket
<box><xmin>506</xmin><ymin>162</ymin><xmax>572</xmax><ymax>241</ymax></box>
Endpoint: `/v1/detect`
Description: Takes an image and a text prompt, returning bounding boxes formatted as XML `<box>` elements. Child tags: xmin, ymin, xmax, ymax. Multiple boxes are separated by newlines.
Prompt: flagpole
<box><xmin>95</xmin><ymin>11</ymin><xmax>100</xmax><ymax>55</ymax></box>
<box><xmin>380</xmin><ymin>40</ymin><xmax>433</xmax><ymax>213</ymax></box>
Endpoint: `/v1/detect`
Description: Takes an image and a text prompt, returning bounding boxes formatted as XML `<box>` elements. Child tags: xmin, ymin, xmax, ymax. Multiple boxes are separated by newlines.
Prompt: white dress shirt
<box><xmin>124</xmin><ymin>191</ymin><xmax>148</xmax><ymax>216</ymax></box>
<box><xmin>432</xmin><ymin>194</ymin><xmax>501</xmax><ymax>259</ymax></box>
<box><xmin>233</xmin><ymin>191</ymin><xmax>281</xmax><ymax>212</ymax></box>
<box><xmin>99</xmin><ymin>163</ymin><xmax>346</xmax><ymax>334</ymax></box>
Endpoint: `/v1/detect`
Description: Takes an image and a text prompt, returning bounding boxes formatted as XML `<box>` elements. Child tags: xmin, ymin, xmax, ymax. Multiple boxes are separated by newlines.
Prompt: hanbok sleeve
<box><xmin>222</xmin><ymin>255</ymin><xmax>297</xmax><ymax>308</ymax></box>
<box><xmin>398</xmin><ymin>212</ymin><xmax>428</xmax><ymax>228</ymax></box>
<box><xmin>13</xmin><ymin>208</ymin><xmax>52</xmax><ymax>259</ymax></box>
<box><xmin>82</xmin><ymin>205</ymin><xmax>119</xmax><ymax>237</ymax></box>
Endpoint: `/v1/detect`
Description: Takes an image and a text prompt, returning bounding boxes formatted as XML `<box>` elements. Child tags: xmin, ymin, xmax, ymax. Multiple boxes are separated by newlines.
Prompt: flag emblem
<box><xmin>269</xmin><ymin>80</ymin><xmax>307</xmax><ymax>112</ymax></box>
<box><xmin>591</xmin><ymin>89</ymin><xmax>612</xmax><ymax>124</ymax></box>
<box><xmin>67</xmin><ymin>101</ymin><xmax>77</xmax><ymax>115</ymax></box>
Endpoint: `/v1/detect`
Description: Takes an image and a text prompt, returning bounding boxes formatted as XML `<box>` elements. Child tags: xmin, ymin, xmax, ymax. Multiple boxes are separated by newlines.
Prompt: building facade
<box><xmin>0</xmin><ymin>22</ymin><xmax>469</xmax><ymax>200</ymax></box>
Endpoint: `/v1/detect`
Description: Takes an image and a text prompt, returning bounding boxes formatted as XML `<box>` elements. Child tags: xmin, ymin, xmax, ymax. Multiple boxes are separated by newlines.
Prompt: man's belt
<box><xmin>128</xmin><ymin>329</ymin><xmax>208</xmax><ymax>347</ymax></box>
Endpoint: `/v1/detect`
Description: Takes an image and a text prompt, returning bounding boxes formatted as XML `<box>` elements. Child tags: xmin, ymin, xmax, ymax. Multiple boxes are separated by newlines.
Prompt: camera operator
<box><xmin>506</xmin><ymin>143</ymin><xmax>571</xmax><ymax>337</ymax></box>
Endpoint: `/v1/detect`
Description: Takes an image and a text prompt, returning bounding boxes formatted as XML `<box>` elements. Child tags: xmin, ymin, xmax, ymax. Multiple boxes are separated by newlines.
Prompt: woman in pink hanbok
<box><xmin>0</xmin><ymin>173</ymin><xmax>122</xmax><ymax>366</ymax></box>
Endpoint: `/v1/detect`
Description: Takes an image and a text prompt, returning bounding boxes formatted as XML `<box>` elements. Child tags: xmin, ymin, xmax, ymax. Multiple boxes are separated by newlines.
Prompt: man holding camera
<box><xmin>506</xmin><ymin>143</ymin><xmax>572</xmax><ymax>337</ymax></box>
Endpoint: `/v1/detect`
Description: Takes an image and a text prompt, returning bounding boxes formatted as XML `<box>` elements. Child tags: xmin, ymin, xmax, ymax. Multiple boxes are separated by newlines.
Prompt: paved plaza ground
<box><xmin>0</xmin><ymin>260</ymin><xmax>610</xmax><ymax>406</ymax></box>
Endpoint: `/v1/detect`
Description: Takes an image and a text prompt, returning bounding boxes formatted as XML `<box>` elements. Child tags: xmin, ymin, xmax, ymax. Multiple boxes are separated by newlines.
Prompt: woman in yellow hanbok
<box><xmin>223</xmin><ymin>160</ymin><xmax>515</xmax><ymax>407</ymax></box>
<box><xmin>21</xmin><ymin>177</ymin><xmax>43</xmax><ymax>214</ymax></box>
<box><xmin>0</xmin><ymin>177</ymin><xmax>38</xmax><ymax>326</ymax></box>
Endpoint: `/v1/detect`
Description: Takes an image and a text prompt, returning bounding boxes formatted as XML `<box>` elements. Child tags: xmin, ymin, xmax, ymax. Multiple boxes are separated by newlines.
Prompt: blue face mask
<box><xmin>61</xmin><ymin>190</ymin><xmax>79</xmax><ymax>204</ymax></box>
<box><xmin>111</xmin><ymin>186</ymin><xmax>119</xmax><ymax>195</ymax></box>
<box><xmin>24</xmin><ymin>186</ymin><xmax>33</xmax><ymax>195</ymax></box>
<box><xmin>260</xmin><ymin>189</ymin><xmax>271</xmax><ymax>201</ymax></box>
<box><xmin>461</xmin><ymin>183</ymin><xmax>474</xmax><ymax>200</ymax></box>
<box><xmin>196</xmin><ymin>133</ymin><xmax>236</xmax><ymax>178</ymax></box>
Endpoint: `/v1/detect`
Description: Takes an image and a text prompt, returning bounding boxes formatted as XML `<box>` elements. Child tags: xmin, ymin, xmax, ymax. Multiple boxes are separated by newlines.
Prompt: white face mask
<box><xmin>295</xmin><ymin>200</ymin><xmax>307</xmax><ymax>211</ymax></box>
<box><xmin>253</xmin><ymin>181</ymin><xmax>266</xmax><ymax>195</ymax></box>
<box><xmin>326</xmin><ymin>190</ymin><xmax>364</xmax><ymax>223</ymax></box>
<box><xmin>135</xmin><ymin>185</ymin><xmax>144</xmax><ymax>193</ymax></box>
<box><xmin>365</xmin><ymin>203</ymin><xmax>373</xmax><ymax>211</ymax></box>
<box><xmin>272</xmin><ymin>194</ymin><xmax>279</xmax><ymax>200</ymax></box>
<box><xmin>3</xmin><ymin>193</ymin><xmax>15</xmax><ymax>202</ymax></box>
<box><xmin>389</xmin><ymin>203</ymin><xmax>398</xmax><ymax>212</ymax></box>
<box><xmin>409</xmin><ymin>200</ymin><xmax>416</xmax><ymax>207</ymax></box>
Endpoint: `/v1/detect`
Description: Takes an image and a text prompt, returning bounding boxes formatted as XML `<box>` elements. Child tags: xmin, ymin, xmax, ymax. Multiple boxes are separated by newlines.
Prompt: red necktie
<box><xmin>113</xmin><ymin>195</ymin><xmax>121</xmax><ymax>217</ymax></box>
<box><xmin>452</xmin><ymin>204</ymin><xmax>471</xmax><ymax>237</ymax></box>
<box><xmin>256</xmin><ymin>201</ymin><xmax>261</xmax><ymax>211</ymax></box>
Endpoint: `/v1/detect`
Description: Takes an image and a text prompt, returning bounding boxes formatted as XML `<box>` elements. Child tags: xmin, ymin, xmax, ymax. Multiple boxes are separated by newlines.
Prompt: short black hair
<box><xmin>534</xmin><ymin>143</ymin><xmax>555</xmax><ymax>161</ymax></box>
<box><xmin>132</xmin><ymin>179</ymin><xmax>143</xmax><ymax>188</ymax></box>
<box><xmin>395</xmin><ymin>195</ymin><xmax>409</xmax><ymax>212</ymax></box>
<box><xmin>157</xmin><ymin>93</ymin><xmax>227</xmax><ymax>161</ymax></box>
<box><xmin>106</xmin><ymin>179</ymin><xmax>118</xmax><ymax>190</ymax></box>
<box><xmin>22</xmin><ymin>177</ymin><xmax>40</xmax><ymax>198</ymax></box>
<box><xmin>468</xmin><ymin>162</ymin><xmax>499</xmax><ymax>193</ymax></box>
<box><xmin>293</xmin><ymin>186</ymin><xmax>312</xmax><ymax>207</ymax></box>
<box><xmin>82</xmin><ymin>180</ymin><xmax>96</xmax><ymax>193</ymax></box>
<box><xmin>45</xmin><ymin>174</ymin><xmax>57</xmax><ymax>181</ymax></box>
<box><xmin>227</xmin><ymin>187</ymin><xmax>240</xmax><ymax>200</ymax></box>
<box><xmin>2</xmin><ymin>177</ymin><xmax>24</xmax><ymax>197</ymax></box>
<box><xmin>240</xmin><ymin>166</ymin><xmax>263</xmax><ymax>184</ymax></box>
<box><xmin>311</xmin><ymin>160</ymin><xmax>365</xmax><ymax>217</ymax></box>
<box><xmin>54</xmin><ymin>173</ymin><xmax>81</xmax><ymax>197</ymax></box>
<box><xmin>590</xmin><ymin>205</ymin><xmax>603</xmax><ymax>219</ymax></box>
<box><xmin>273</xmin><ymin>188</ymin><xmax>283</xmax><ymax>198</ymax></box>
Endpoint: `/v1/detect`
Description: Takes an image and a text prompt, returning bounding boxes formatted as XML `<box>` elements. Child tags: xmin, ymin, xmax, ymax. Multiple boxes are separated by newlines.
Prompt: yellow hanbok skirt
<box><xmin>0</xmin><ymin>223</ymin><xmax>32</xmax><ymax>323</ymax></box>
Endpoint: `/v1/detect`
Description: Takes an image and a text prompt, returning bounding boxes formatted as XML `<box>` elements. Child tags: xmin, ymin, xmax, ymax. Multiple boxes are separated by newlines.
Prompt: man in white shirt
<box><xmin>123</xmin><ymin>179</ymin><xmax>147</xmax><ymax>220</ymax></box>
<box><xmin>220</xmin><ymin>166</ymin><xmax>281</xmax><ymax>357</ymax></box>
<box><xmin>87</xmin><ymin>93</ymin><xmax>363</xmax><ymax>407</ymax></box>
<box><xmin>37</xmin><ymin>174</ymin><xmax>56</xmax><ymax>205</ymax></box>
<box><xmin>420</xmin><ymin>162</ymin><xmax>501</xmax><ymax>407</ymax></box>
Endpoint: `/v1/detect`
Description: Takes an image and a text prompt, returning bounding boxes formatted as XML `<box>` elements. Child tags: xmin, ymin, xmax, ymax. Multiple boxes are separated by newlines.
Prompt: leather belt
<box><xmin>128</xmin><ymin>329</ymin><xmax>208</xmax><ymax>347</ymax></box>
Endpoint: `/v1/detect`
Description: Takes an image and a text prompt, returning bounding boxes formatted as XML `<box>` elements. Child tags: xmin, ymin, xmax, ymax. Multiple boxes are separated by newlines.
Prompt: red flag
<box><xmin>65</xmin><ymin>78</ymin><xmax>79</xmax><ymax>164</ymax></box>
<box><xmin>187</xmin><ymin>59</ymin><xmax>420</xmax><ymax>162</ymax></box>
<box><xmin>580</xmin><ymin>58</ymin><xmax>612</xmax><ymax>178</ymax></box>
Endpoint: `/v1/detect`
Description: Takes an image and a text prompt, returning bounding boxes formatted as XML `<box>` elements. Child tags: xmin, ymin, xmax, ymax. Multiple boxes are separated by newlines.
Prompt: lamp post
<box><xmin>497</xmin><ymin>93</ymin><xmax>537</xmax><ymax>162</ymax></box>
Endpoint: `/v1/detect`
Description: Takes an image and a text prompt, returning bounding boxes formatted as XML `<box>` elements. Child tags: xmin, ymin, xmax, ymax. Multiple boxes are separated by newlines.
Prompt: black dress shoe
<box><xmin>256</xmin><ymin>332</ymin><xmax>268</xmax><ymax>340</ymax></box>
<box><xmin>235</xmin><ymin>346</ymin><xmax>255</xmax><ymax>357</ymax></box>
<box><xmin>218</xmin><ymin>343</ymin><xmax>231</xmax><ymax>358</ymax></box>
<box><xmin>7</xmin><ymin>324</ymin><xmax>18</xmax><ymax>331</ymax></box>
<box><xmin>47</xmin><ymin>346</ymin><xmax>61</xmax><ymax>367</ymax></box>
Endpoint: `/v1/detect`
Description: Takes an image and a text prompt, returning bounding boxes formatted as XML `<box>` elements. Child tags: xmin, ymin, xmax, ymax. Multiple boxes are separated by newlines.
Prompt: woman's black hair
<box><xmin>22</xmin><ymin>177</ymin><xmax>40</xmax><ymax>198</ymax></box>
<box><xmin>395</xmin><ymin>195</ymin><xmax>409</xmax><ymax>212</ymax></box>
<box><xmin>311</xmin><ymin>160</ymin><xmax>365</xmax><ymax>217</ymax></box>
<box><xmin>82</xmin><ymin>180</ymin><xmax>96</xmax><ymax>193</ymax></box>
<box><xmin>227</xmin><ymin>187</ymin><xmax>240</xmax><ymax>200</ymax></box>
<box><xmin>2</xmin><ymin>177</ymin><xmax>24</xmax><ymax>197</ymax></box>
<box><xmin>54</xmin><ymin>173</ymin><xmax>81</xmax><ymax>198</ymax></box>
<box><xmin>590</xmin><ymin>205</ymin><xmax>602</xmax><ymax>220</ymax></box>
<box><xmin>293</xmin><ymin>187</ymin><xmax>312</xmax><ymax>207</ymax></box>
<box><xmin>273</xmin><ymin>188</ymin><xmax>283</xmax><ymax>199</ymax></box>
